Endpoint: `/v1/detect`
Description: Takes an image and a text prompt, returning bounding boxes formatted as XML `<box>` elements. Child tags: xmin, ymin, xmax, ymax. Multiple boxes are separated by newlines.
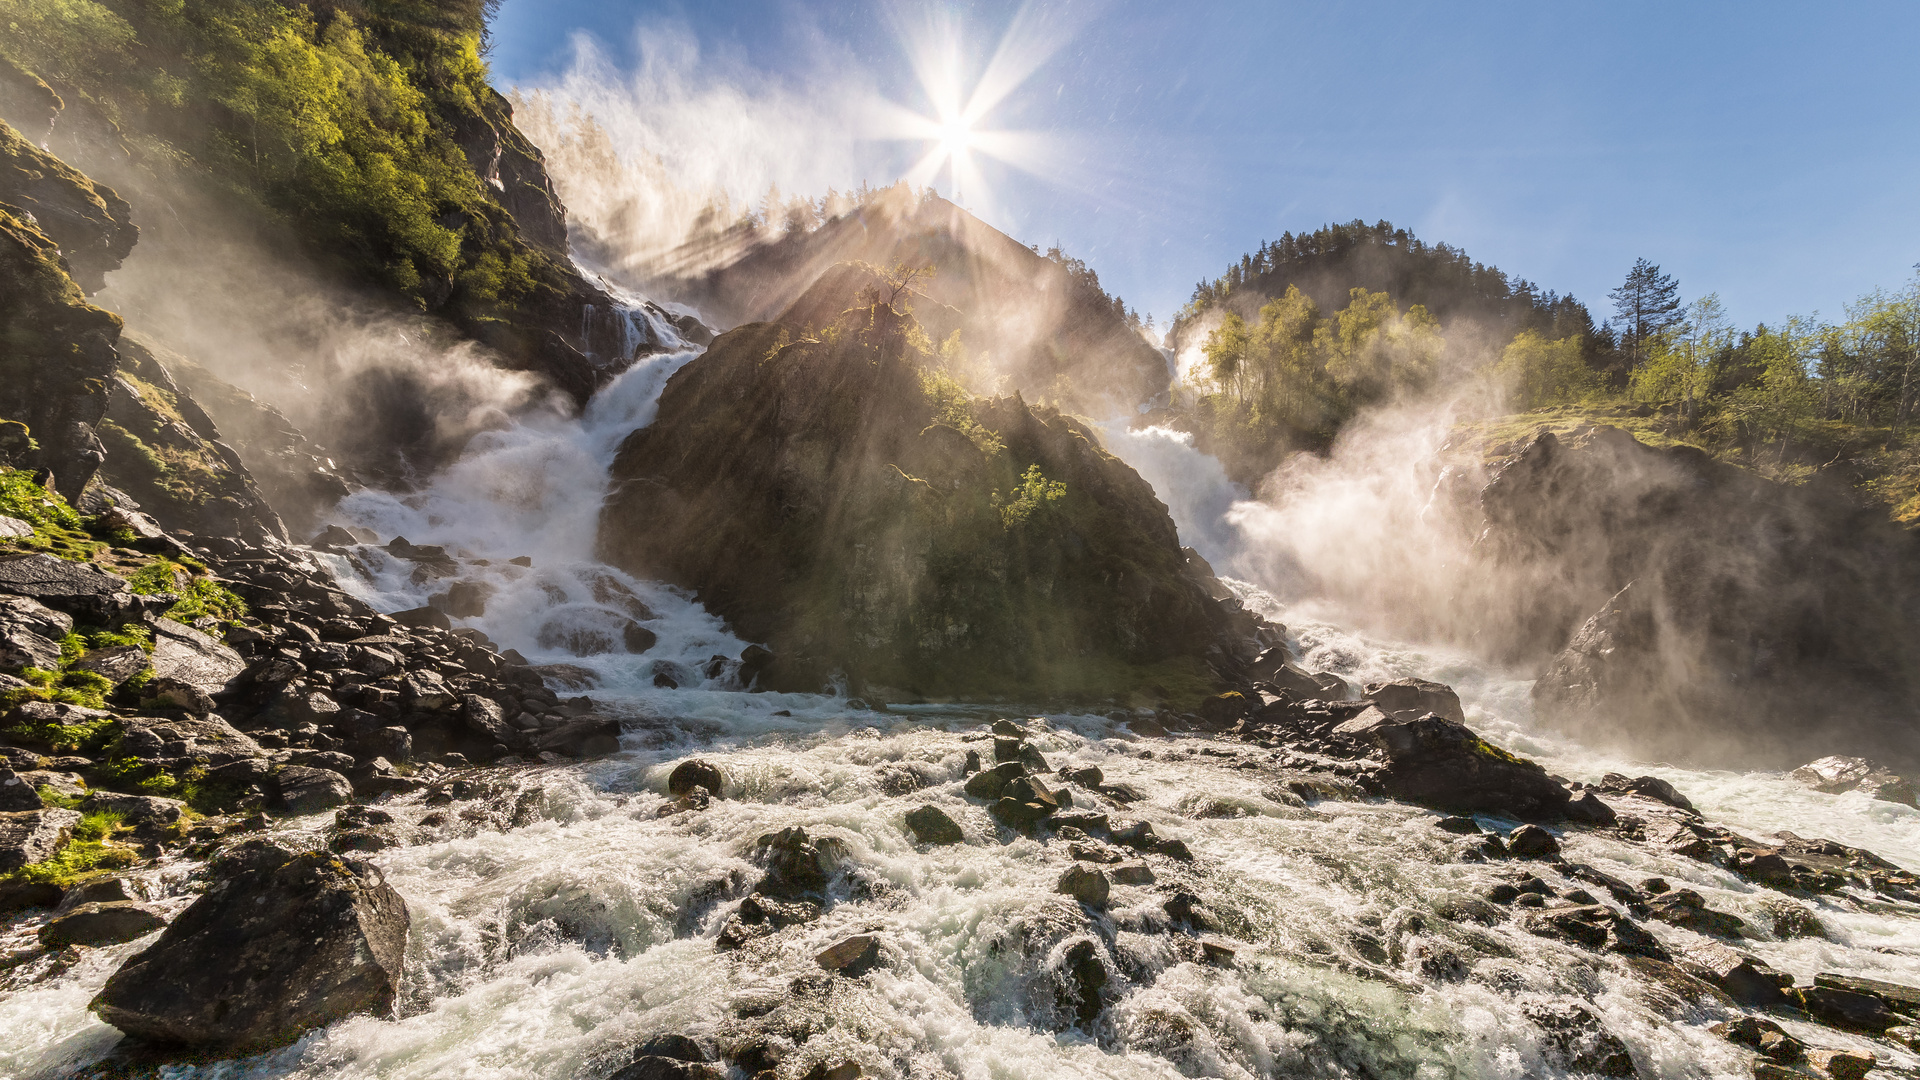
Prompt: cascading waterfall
<box><xmin>3</xmin><ymin>296</ymin><xmax>1919</xmax><ymax>1080</ymax></box>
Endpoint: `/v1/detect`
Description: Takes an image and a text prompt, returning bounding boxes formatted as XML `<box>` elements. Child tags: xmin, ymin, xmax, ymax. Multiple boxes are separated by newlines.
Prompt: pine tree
<box><xmin>1609</xmin><ymin>258</ymin><xmax>1683</xmax><ymax>365</ymax></box>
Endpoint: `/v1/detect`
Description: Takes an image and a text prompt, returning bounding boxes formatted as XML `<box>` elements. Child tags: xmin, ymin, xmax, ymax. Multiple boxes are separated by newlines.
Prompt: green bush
<box><xmin>6</xmin><ymin>810</ymin><xmax>134</xmax><ymax>886</ymax></box>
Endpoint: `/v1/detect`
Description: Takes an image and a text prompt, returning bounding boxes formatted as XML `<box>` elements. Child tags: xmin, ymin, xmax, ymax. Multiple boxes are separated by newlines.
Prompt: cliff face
<box><xmin>598</xmin><ymin>275</ymin><xmax>1225</xmax><ymax>702</ymax></box>
<box><xmin>1481</xmin><ymin>425</ymin><xmax>1920</xmax><ymax>767</ymax></box>
<box><xmin>0</xmin><ymin>0</ymin><xmax>675</xmax><ymax>484</ymax></box>
<box><xmin>662</xmin><ymin>188</ymin><xmax>1170</xmax><ymax>417</ymax></box>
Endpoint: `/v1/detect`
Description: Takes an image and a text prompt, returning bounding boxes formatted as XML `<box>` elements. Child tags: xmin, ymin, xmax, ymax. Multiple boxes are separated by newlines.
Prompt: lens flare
<box><xmin>875</xmin><ymin>4</ymin><xmax>1081</xmax><ymax>211</ymax></box>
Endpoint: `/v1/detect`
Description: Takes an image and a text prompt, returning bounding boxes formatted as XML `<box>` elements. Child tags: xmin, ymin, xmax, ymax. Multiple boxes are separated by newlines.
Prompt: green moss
<box><xmin>126</xmin><ymin>557</ymin><xmax>247</xmax><ymax>628</ymax></box>
<box><xmin>3</xmin><ymin>811</ymin><xmax>135</xmax><ymax>886</ymax></box>
<box><xmin>34</xmin><ymin>786</ymin><xmax>82</xmax><ymax>810</ymax></box>
<box><xmin>0</xmin><ymin>465</ymin><xmax>82</xmax><ymax>529</ymax></box>
<box><xmin>0</xmin><ymin>667</ymin><xmax>116</xmax><ymax>715</ymax></box>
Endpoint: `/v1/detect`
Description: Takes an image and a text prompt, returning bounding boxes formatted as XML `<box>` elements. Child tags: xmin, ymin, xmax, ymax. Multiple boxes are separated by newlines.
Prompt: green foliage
<box><xmin>162</xmin><ymin>573</ymin><xmax>249</xmax><ymax>627</ymax></box>
<box><xmin>0</xmin><ymin>0</ymin><xmax>562</xmax><ymax>314</ymax></box>
<box><xmin>1188</xmin><ymin>285</ymin><xmax>1443</xmax><ymax>469</ymax></box>
<box><xmin>1497</xmin><ymin>331</ymin><xmax>1599</xmax><ymax>409</ymax></box>
<box><xmin>993</xmin><ymin>465</ymin><xmax>1067</xmax><ymax>529</ymax></box>
<box><xmin>0</xmin><ymin>466</ymin><xmax>81</xmax><ymax>529</ymax></box>
<box><xmin>35</xmin><ymin>786</ymin><xmax>82</xmax><ymax>809</ymax></box>
<box><xmin>919</xmin><ymin>365</ymin><xmax>1005</xmax><ymax>456</ymax></box>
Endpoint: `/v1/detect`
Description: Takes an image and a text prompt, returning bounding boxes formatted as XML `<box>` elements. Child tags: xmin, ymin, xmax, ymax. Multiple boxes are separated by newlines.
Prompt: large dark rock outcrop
<box><xmin>93</xmin><ymin>846</ymin><xmax>409</xmax><ymax>1052</ymax></box>
<box><xmin>1488</xmin><ymin>425</ymin><xmax>1920</xmax><ymax>767</ymax></box>
<box><xmin>0</xmin><ymin>119</ymin><xmax>135</xmax><ymax>294</ymax></box>
<box><xmin>599</xmin><ymin>280</ymin><xmax>1225</xmax><ymax>700</ymax></box>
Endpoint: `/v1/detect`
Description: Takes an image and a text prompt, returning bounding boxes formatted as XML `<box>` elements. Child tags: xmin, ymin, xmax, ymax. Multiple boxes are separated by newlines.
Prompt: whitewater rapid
<box><xmin>4</xmin><ymin>330</ymin><xmax>1919</xmax><ymax>1080</ymax></box>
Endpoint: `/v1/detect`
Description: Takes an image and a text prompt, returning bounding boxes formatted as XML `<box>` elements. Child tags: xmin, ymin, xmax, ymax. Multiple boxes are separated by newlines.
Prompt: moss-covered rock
<box><xmin>0</xmin><ymin>118</ymin><xmax>134</xmax><ymax>293</ymax></box>
<box><xmin>599</xmin><ymin>278</ymin><xmax>1228</xmax><ymax>702</ymax></box>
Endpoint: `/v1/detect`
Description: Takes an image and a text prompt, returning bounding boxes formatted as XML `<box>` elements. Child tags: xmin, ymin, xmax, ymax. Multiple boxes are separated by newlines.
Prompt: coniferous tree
<box><xmin>1608</xmin><ymin>258</ymin><xmax>1683</xmax><ymax>365</ymax></box>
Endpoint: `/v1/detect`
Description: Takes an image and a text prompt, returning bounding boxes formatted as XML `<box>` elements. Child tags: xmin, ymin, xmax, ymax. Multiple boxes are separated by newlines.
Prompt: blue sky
<box><xmin>491</xmin><ymin>0</ymin><xmax>1920</xmax><ymax>333</ymax></box>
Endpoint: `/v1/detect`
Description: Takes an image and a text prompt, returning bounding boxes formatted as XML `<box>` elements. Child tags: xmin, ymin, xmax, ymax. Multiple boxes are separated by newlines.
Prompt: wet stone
<box><xmin>1056</xmin><ymin>864</ymin><xmax>1111</xmax><ymax>907</ymax></box>
<box><xmin>815</xmin><ymin>934</ymin><xmax>882</xmax><ymax>977</ymax></box>
<box><xmin>1714</xmin><ymin>1017</ymin><xmax>1805</xmax><ymax>1063</ymax></box>
<box><xmin>1793</xmin><ymin>985</ymin><xmax>1894</xmax><ymax>1032</ymax></box>
<box><xmin>1806</xmin><ymin>1049</ymin><xmax>1877</xmax><ymax>1080</ymax></box>
<box><xmin>964</xmin><ymin>761</ymin><xmax>1025</xmax><ymax>800</ymax></box>
<box><xmin>668</xmin><ymin>759</ymin><xmax>725</xmax><ymax>799</ymax></box>
<box><xmin>1435</xmin><ymin>815</ymin><xmax>1481</xmax><ymax>834</ymax></box>
<box><xmin>1507</xmin><ymin>823</ymin><xmax>1560</xmax><ymax>858</ymax></box>
<box><xmin>904</xmin><ymin>804</ymin><xmax>963</xmax><ymax>845</ymax></box>
<box><xmin>39</xmin><ymin>901</ymin><xmax>167</xmax><ymax>948</ymax></box>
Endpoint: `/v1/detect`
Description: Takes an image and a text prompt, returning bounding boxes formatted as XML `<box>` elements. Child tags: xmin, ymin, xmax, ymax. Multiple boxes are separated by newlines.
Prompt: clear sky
<box><xmin>489</xmin><ymin>0</ymin><xmax>1920</xmax><ymax>333</ymax></box>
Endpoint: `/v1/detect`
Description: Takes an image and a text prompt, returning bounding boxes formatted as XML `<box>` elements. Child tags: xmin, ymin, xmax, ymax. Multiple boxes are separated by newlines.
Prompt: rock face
<box><xmin>598</xmin><ymin>184</ymin><xmax>1168</xmax><ymax>417</ymax></box>
<box><xmin>599</xmin><ymin>284</ymin><xmax>1226</xmax><ymax>699</ymax></box>
<box><xmin>94</xmin><ymin>848</ymin><xmax>409</xmax><ymax>1052</ymax></box>
<box><xmin>0</xmin><ymin>118</ymin><xmax>135</xmax><ymax>293</ymax></box>
<box><xmin>1483</xmin><ymin>425</ymin><xmax>1920</xmax><ymax>768</ymax></box>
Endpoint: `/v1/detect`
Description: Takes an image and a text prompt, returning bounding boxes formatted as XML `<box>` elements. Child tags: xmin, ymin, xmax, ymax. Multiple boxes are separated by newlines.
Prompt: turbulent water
<box><xmin>4</xmin><ymin>305</ymin><xmax>1919</xmax><ymax>1080</ymax></box>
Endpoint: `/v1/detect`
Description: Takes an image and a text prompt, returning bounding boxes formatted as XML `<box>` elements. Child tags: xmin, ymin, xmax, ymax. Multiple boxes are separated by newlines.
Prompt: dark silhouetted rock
<box><xmin>1333</xmin><ymin>708</ymin><xmax>1572</xmax><ymax>819</ymax></box>
<box><xmin>1646</xmin><ymin>890</ymin><xmax>1744</xmax><ymax>938</ymax></box>
<box><xmin>1596</xmin><ymin>773</ymin><xmax>1696</xmax><ymax>812</ymax></box>
<box><xmin>392</xmin><ymin>606</ymin><xmax>452</xmax><ymax>630</ymax></box>
<box><xmin>93</xmin><ymin>849</ymin><xmax>408</xmax><ymax>1051</ymax></box>
<box><xmin>1056</xmin><ymin>939</ymin><xmax>1109</xmax><ymax>1027</ymax></box>
<box><xmin>668</xmin><ymin>759</ymin><xmax>725</xmax><ymax>799</ymax></box>
<box><xmin>964</xmin><ymin>760</ymin><xmax>1025</xmax><ymax>800</ymax></box>
<box><xmin>1679</xmin><ymin>943</ymin><xmax>1790</xmax><ymax>1006</ymax></box>
<box><xmin>904</xmin><ymin>804</ymin><xmax>962</xmax><ymax>845</ymax></box>
<box><xmin>1056</xmin><ymin>865</ymin><xmax>1110</xmax><ymax>907</ymax></box>
<box><xmin>1715</xmin><ymin>1016</ymin><xmax>1804</xmax><ymax>1063</ymax></box>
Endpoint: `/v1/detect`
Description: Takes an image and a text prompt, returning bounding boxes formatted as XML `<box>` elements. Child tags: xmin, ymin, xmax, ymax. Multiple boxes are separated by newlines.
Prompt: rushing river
<box><xmin>3</xmin><ymin>309</ymin><xmax>1918</xmax><ymax>1080</ymax></box>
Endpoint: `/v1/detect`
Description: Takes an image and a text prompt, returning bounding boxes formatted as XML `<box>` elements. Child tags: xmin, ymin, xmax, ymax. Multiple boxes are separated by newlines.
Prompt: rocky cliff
<box><xmin>1477</xmin><ymin>425</ymin><xmax>1920</xmax><ymax>768</ymax></box>
<box><xmin>598</xmin><ymin>271</ymin><xmax>1226</xmax><ymax>702</ymax></box>
<box><xmin>659</xmin><ymin>187</ymin><xmax>1170</xmax><ymax>417</ymax></box>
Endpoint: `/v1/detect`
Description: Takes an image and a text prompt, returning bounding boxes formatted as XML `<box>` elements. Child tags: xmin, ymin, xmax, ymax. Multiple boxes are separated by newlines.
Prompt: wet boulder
<box><xmin>0</xmin><ymin>807</ymin><xmax>81</xmax><ymax>871</ymax></box>
<box><xmin>1645</xmin><ymin>889</ymin><xmax>1744</xmax><ymax>938</ymax></box>
<box><xmin>964</xmin><ymin>760</ymin><xmax>1026</xmax><ymax>800</ymax></box>
<box><xmin>668</xmin><ymin>759</ymin><xmax>725</xmax><ymax>799</ymax></box>
<box><xmin>533</xmin><ymin>715</ymin><xmax>622</xmax><ymax>758</ymax></box>
<box><xmin>1056</xmin><ymin>865</ymin><xmax>1110</xmax><ymax>907</ymax></box>
<box><xmin>40</xmin><ymin>901</ymin><xmax>167</xmax><ymax>947</ymax></box>
<box><xmin>904</xmin><ymin>804</ymin><xmax>963</xmax><ymax>845</ymax></box>
<box><xmin>1331</xmin><ymin>708</ymin><xmax>1571</xmax><ymax>819</ymax></box>
<box><xmin>1791</xmin><ymin>756</ymin><xmax>1914</xmax><ymax>807</ymax></box>
<box><xmin>1791</xmin><ymin>984</ymin><xmax>1894</xmax><ymax>1033</ymax></box>
<box><xmin>1678</xmin><ymin>942</ymin><xmax>1791</xmax><ymax>1006</ymax></box>
<box><xmin>1363</xmin><ymin>677</ymin><xmax>1466</xmax><ymax>724</ymax></box>
<box><xmin>93</xmin><ymin>848</ymin><xmax>409</xmax><ymax>1052</ymax></box>
<box><xmin>1595</xmin><ymin>773</ymin><xmax>1696</xmax><ymax>813</ymax></box>
<box><xmin>1523</xmin><ymin>1001</ymin><xmax>1636</xmax><ymax>1077</ymax></box>
<box><xmin>815</xmin><ymin>934</ymin><xmax>883</xmax><ymax>977</ymax></box>
<box><xmin>1713</xmin><ymin>1016</ymin><xmax>1805</xmax><ymax>1063</ymax></box>
<box><xmin>275</xmin><ymin>765</ymin><xmax>353</xmax><ymax>815</ymax></box>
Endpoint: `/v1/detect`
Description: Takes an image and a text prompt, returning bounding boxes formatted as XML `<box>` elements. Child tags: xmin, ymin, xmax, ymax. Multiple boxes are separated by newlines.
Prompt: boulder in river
<box><xmin>1332</xmin><ymin>707</ymin><xmax>1572</xmax><ymax>820</ymax></box>
<box><xmin>93</xmin><ymin>847</ymin><xmax>409</xmax><ymax>1052</ymax></box>
<box><xmin>1363</xmin><ymin>678</ymin><xmax>1466</xmax><ymax>724</ymax></box>
<box><xmin>40</xmin><ymin>901</ymin><xmax>167</xmax><ymax>948</ymax></box>
<box><xmin>904</xmin><ymin>804</ymin><xmax>963</xmax><ymax>845</ymax></box>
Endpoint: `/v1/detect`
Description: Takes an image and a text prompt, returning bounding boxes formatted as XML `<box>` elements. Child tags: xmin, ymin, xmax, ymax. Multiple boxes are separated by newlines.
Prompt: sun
<box><xmin>938</xmin><ymin>115</ymin><xmax>973</xmax><ymax>159</ymax></box>
<box><xmin>874</xmin><ymin>10</ymin><xmax>1074</xmax><ymax>211</ymax></box>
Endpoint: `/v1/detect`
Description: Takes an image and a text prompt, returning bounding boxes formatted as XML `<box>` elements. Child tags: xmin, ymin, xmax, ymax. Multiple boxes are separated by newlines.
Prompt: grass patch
<box><xmin>128</xmin><ymin>558</ymin><xmax>247</xmax><ymax>629</ymax></box>
<box><xmin>4</xmin><ymin>811</ymin><xmax>136</xmax><ymax>887</ymax></box>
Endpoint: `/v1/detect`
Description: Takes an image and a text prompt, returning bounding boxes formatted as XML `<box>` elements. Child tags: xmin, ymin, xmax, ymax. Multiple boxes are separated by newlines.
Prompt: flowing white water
<box><xmin>4</xmin><ymin>315</ymin><xmax>1919</xmax><ymax>1080</ymax></box>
